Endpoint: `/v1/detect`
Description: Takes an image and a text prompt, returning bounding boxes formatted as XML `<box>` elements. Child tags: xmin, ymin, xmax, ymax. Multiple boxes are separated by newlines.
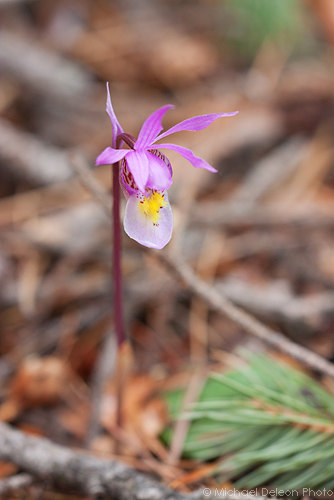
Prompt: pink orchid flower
<box><xmin>96</xmin><ymin>84</ymin><xmax>238</xmax><ymax>249</ymax></box>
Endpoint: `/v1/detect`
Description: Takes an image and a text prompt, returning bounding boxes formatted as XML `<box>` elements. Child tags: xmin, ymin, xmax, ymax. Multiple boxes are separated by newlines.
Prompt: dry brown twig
<box><xmin>72</xmin><ymin>156</ymin><xmax>334</xmax><ymax>379</ymax></box>
<box><xmin>216</xmin><ymin>277</ymin><xmax>334</xmax><ymax>338</ymax></box>
<box><xmin>191</xmin><ymin>201</ymin><xmax>334</xmax><ymax>228</ymax></box>
<box><xmin>228</xmin><ymin>137</ymin><xmax>307</xmax><ymax>206</ymax></box>
<box><xmin>0</xmin><ymin>118</ymin><xmax>73</xmax><ymax>185</ymax></box>
<box><xmin>0</xmin><ymin>31</ymin><xmax>93</xmax><ymax>100</ymax></box>
<box><xmin>70</xmin><ymin>152</ymin><xmax>111</xmax><ymax>215</ymax></box>
<box><xmin>160</xmin><ymin>255</ymin><xmax>334</xmax><ymax>378</ymax></box>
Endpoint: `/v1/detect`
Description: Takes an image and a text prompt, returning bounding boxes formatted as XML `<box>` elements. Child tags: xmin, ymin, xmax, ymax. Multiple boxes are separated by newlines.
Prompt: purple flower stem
<box><xmin>112</xmin><ymin>159</ymin><xmax>126</xmax><ymax>439</ymax></box>
<box><xmin>112</xmin><ymin>161</ymin><xmax>125</xmax><ymax>349</ymax></box>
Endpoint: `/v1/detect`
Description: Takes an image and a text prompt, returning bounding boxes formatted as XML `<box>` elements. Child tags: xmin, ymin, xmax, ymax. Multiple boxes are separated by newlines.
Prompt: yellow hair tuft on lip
<box><xmin>139</xmin><ymin>191</ymin><xmax>167</xmax><ymax>225</ymax></box>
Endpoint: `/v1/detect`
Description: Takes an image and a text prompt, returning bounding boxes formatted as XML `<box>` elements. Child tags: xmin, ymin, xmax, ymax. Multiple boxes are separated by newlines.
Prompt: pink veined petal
<box><xmin>152</xmin><ymin>111</ymin><xmax>238</xmax><ymax>143</ymax></box>
<box><xmin>135</xmin><ymin>104</ymin><xmax>174</xmax><ymax>150</ymax></box>
<box><xmin>153</xmin><ymin>144</ymin><xmax>217</xmax><ymax>173</ymax></box>
<box><xmin>95</xmin><ymin>147</ymin><xmax>128</xmax><ymax>166</ymax></box>
<box><xmin>106</xmin><ymin>82</ymin><xmax>123</xmax><ymax>148</ymax></box>
<box><xmin>125</xmin><ymin>150</ymin><xmax>149</xmax><ymax>193</ymax></box>
<box><xmin>146</xmin><ymin>151</ymin><xmax>173</xmax><ymax>191</ymax></box>
<box><xmin>124</xmin><ymin>192</ymin><xmax>173</xmax><ymax>249</ymax></box>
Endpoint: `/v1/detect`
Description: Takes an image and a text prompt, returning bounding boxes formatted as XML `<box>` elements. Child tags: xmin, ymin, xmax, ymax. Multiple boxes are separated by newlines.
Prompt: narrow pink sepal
<box><xmin>154</xmin><ymin>144</ymin><xmax>217</xmax><ymax>172</ymax></box>
<box><xmin>135</xmin><ymin>104</ymin><xmax>174</xmax><ymax>150</ymax></box>
<box><xmin>125</xmin><ymin>150</ymin><xmax>149</xmax><ymax>193</ymax></box>
<box><xmin>153</xmin><ymin>111</ymin><xmax>239</xmax><ymax>143</ymax></box>
<box><xmin>95</xmin><ymin>147</ymin><xmax>128</xmax><ymax>166</ymax></box>
<box><xmin>106</xmin><ymin>83</ymin><xmax>123</xmax><ymax>148</ymax></box>
<box><xmin>124</xmin><ymin>193</ymin><xmax>173</xmax><ymax>249</ymax></box>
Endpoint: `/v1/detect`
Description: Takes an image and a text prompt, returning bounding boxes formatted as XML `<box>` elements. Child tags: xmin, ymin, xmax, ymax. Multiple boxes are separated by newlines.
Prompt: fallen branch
<box><xmin>161</xmin><ymin>255</ymin><xmax>334</xmax><ymax>378</ymax></box>
<box><xmin>0</xmin><ymin>473</ymin><xmax>33</xmax><ymax>495</ymax></box>
<box><xmin>66</xmin><ymin>156</ymin><xmax>334</xmax><ymax>377</ymax></box>
<box><xmin>70</xmin><ymin>156</ymin><xmax>334</xmax><ymax>379</ymax></box>
<box><xmin>229</xmin><ymin>137</ymin><xmax>307</xmax><ymax>205</ymax></box>
<box><xmin>191</xmin><ymin>202</ymin><xmax>334</xmax><ymax>228</ymax></box>
<box><xmin>0</xmin><ymin>422</ymin><xmax>255</xmax><ymax>500</ymax></box>
<box><xmin>0</xmin><ymin>31</ymin><xmax>93</xmax><ymax>100</ymax></box>
<box><xmin>0</xmin><ymin>118</ymin><xmax>73</xmax><ymax>185</ymax></box>
<box><xmin>216</xmin><ymin>277</ymin><xmax>334</xmax><ymax>338</ymax></box>
<box><xmin>0</xmin><ymin>422</ymin><xmax>179</xmax><ymax>499</ymax></box>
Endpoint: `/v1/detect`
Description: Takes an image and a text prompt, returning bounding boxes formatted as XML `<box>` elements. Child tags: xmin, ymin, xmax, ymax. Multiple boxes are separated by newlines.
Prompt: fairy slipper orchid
<box><xmin>96</xmin><ymin>83</ymin><xmax>238</xmax><ymax>249</ymax></box>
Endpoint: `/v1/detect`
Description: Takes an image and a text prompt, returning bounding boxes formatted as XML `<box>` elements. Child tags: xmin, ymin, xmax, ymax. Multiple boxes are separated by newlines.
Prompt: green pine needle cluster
<box><xmin>163</xmin><ymin>356</ymin><xmax>334</xmax><ymax>489</ymax></box>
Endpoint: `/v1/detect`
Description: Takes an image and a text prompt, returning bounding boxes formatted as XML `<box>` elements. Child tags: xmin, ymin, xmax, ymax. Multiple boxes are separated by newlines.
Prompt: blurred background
<box><xmin>1</xmin><ymin>0</ymin><xmax>334</xmax><ymax>494</ymax></box>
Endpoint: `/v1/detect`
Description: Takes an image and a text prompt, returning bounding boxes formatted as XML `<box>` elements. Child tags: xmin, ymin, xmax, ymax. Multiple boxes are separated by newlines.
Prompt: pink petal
<box><xmin>154</xmin><ymin>144</ymin><xmax>217</xmax><ymax>172</ymax></box>
<box><xmin>152</xmin><ymin>111</ymin><xmax>238</xmax><ymax>143</ymax></box>
<box><xmin>135</xmin><ymin>105</ymin><xmax>174</xmax><ymax>150</ymax></box>
<box><xmin>124</xmin><ymin>192</ymin><xmax>173</xmax><ymax>249</ymax></box>
<box><xmin>125</xmin><ymin>150</ymin><xmax>149</xmax><ymax>193</ymax></box>
<box><xmin>146</xmin><ymin>151</ymin><xmax>173</xmax><ymax>191</ymax></box>
<box><xmin>95</xmin><ymin>147</ymin><xmax>128</xmax><ymax>166</ymax></box>
<box><xmin>106</xmin><ymin>83</ymin><xmax>123</xmax><ymax>148</ymax></box>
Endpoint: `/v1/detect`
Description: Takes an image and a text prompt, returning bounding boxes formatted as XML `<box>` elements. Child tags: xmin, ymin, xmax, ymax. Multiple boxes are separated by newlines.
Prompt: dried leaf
<box><xmin>10</xmin><ymin>357</ymin><xmax>70</xmax><ymax>408</ymax></box>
